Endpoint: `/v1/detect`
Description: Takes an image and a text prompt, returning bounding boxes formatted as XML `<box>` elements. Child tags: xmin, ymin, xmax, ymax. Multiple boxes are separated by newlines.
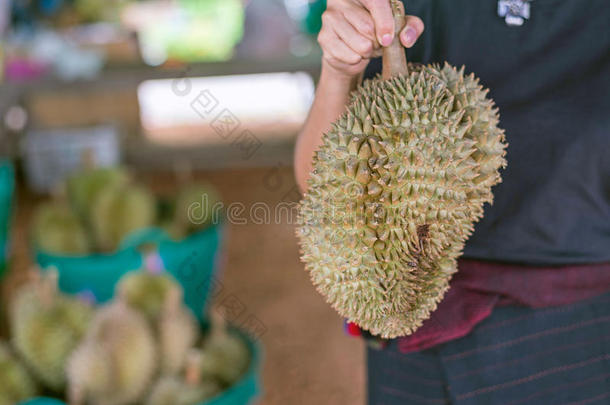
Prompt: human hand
<box><xmin>318</xmin><ymin>0</ymin><xmax>424</xmax><ymax>80</ymax></box>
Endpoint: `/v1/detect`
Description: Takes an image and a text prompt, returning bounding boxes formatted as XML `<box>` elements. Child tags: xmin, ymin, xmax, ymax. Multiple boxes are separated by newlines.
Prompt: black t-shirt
<box><xmin>364</xmin><ymin>0</ymin><xmax>610</xmax><ymax>265</ymax></box>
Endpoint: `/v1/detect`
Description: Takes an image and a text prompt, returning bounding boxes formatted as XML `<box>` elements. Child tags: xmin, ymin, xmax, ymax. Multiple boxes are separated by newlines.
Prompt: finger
<box><xmin>321</xmin><ymin>32</ymin><xmax>363</xmax><ymax>65</ymax></box>
<box><xmin>362</xmin><ymin>0</ymin><xmax>395</xmax><ymax>47</ymax></box>
<box><xmin>342</xmin><ymin>6</ymin><xmax>376</xmax><ymax>41</ymax></box>
<box><xmin>333</xmin><ymin>17</ymin><xmax>375</xmax><ymax>58</ymax></box>
<box><xmin>399</xmin><ymin>15</ymin><xmax>425</xmax><ymax>48</ymax></box>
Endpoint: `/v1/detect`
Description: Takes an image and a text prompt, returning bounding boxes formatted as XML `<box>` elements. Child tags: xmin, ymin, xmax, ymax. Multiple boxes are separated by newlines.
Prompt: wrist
<box><xmin>320</xmin><ymin>62</ymin><xmax>362</xmax><ymax>91</ymax></box>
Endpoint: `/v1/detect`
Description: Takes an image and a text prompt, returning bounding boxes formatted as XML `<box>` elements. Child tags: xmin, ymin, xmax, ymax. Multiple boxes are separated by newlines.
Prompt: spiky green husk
<box><xmin>118</xmin><ymin>270</ymin><xmax>198</xmax><ymax>375</ymax></box>
<box><xmin>67</xmin><ymin>302</ymin><xmax>157</xmax><ymax>405</ymax></box>
<box><xmin>170</xmin><ymin>183</ymin><xmax>221</xmax><ymax>238</ymax></box>
<box><xmin>10</xmin><ymin>273</ymin><xmax>93</xmax><ymax>391</ymax></box>
<box><xmin>117</xmin><ymin>271</ymin><xmax>178</xmax><ymax>321</ymax></box>
<box><xmin>90</xmin><ymin>183</ymin><xmax>156</xmax><ymax>252</ymax></box>
<box><xmin>297</xmin><ymin>63</ymin><xmax>507</xmax><ymax>338</ymax></box>
<box><xmin>32</xmin><ymin>202</ymin><xmax>90</xmax><ymax>255</ymax></box>
<box><xmin>146</xmin><ymin>376</ymin><xmax>221</xmax><ymax>405</ymax></box>
<box><xmin>67</xmin><ymin>167</ymin><xmax>129</xmax><ymax>222</ymax></box>
<box><xmin>200</xmin><ymin>316</ymin><xmax>250</xmax><ymax>386</ymax></box>
<box><xmin>0</xmin><ymin>342</ymin><xmax>38</xmax><ymax>405</ymax></box>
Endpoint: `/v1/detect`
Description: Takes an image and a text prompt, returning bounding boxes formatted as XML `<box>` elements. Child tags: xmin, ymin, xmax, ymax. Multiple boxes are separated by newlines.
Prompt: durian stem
<box><xmin>68</xmin><ymin>383</ymin><xmax>84</xmax><ymax>405</ymax></box>
<box><xmin>382</xmin><ymin>0</ymin><xmax>408</xmax><ymax>79</ymax></box>
<box><xmin>185</xmin><ymin>350</ymin><xmax>203</xmax><ymax>386</ymax></box>
<box><xmin>40</xmin><ymin>268</ymin><xmax>59</xmax><ymax>308</ymax></box>
<box><xmin>162</xmin><ymin>285</ymin><xmax>182</xmax><ymax>315</ymax></box>
<box><xmin>210</xmin><ymin>308</ymin><xmax>228</xmax><ymax>340</ymax></box>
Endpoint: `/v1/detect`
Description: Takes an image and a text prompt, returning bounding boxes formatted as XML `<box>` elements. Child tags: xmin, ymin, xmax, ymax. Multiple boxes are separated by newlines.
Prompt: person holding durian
<box><xmin>295</xmin><ymin>0</ymin><xmax>610</xmax><ymax>404</ymax></box>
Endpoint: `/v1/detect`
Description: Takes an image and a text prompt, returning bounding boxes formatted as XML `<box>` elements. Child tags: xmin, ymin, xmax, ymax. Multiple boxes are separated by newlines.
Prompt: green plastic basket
<box><xmin>0</xmin><ymin>160</ymin><xmax>15</xmax><ymax>280</ymax></box>
<box><xmin>18</xmin><ymin>329</ymin><xmax>263</xmax><ymax>405</ymax></box>
<box><xmin>34</xmin><ymin>224</ymin><xmax>225</xmax><ymax>322</ymax></box>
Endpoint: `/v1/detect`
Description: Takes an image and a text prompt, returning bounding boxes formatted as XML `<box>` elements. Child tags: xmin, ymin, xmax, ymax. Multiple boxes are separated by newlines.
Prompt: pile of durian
<box><xmin>297</xmin><ymin>1</ymin><xmax>507</xmax><ymax>338</ymax></box>
<box><xmin>32</xmin><ymin>166</ymin><xmax>221</xmax><ymax>255</ymax></box>
<box><xmin>0</xmin><ymin>268</ymin><xmax>251</xmax><ymax>405</ymax></box>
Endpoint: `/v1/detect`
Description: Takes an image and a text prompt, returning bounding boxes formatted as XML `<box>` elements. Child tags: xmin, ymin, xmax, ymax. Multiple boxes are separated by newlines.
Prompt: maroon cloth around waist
<box><xmin>396</xmin><ymin>259</ymin><xmax>610</xmax><ymax>353</ymax></box>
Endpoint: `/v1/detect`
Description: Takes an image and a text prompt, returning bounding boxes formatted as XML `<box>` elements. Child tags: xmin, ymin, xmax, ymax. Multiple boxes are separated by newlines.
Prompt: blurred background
<box><xmin>0</xmin><ymin>1</ymin><xmax>365</xmax><ymax>404</ymax></box>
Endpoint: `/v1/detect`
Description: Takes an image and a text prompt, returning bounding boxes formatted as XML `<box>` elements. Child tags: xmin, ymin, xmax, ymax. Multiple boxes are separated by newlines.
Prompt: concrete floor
<box><xmin>3</xmin><ymin>166</ymin><xmax>366</xmax><ymax>405</ymax></box>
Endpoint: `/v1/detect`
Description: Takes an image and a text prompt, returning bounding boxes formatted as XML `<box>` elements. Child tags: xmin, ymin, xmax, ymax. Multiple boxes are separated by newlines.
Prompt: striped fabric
<box><xmin>367</xmin><ymin>292</ymin><xmax>610</xmax><ymax>404</ymax></box>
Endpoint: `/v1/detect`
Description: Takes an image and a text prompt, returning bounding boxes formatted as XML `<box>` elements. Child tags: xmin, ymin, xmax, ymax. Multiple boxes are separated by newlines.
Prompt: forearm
<box><xmin>294</xmin><ymin>66</ymin><xmax>361</xmax><ymax>192</ymax></box>
<box><xmin>293</xmin><ymin>0</ymin><xmax>424</xmax><ymax>193</ymax></box>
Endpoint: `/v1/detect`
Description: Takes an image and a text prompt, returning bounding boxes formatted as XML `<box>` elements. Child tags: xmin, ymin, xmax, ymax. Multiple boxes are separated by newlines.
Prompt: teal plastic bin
<box><xmin>18</xmin><ymin>329</ymin><xmax>262</xmax><ymax>405</ymax></box>
<box><xmin>35</xmin><ymin>224</ymin><xmax>225</xmax><ymax>322</ymax></box>
<box><xmin>19</xmin><ymin>399</ymin><xmax>65</xmax><ymax>405</ymax></box>
<box><xmin>0</xmin><ymin>160</ymin><xmax>15</xmax><ymax>280</ymax></box>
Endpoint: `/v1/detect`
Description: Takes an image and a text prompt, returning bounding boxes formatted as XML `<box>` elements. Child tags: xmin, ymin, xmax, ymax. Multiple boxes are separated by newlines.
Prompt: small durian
<box><xmin>32</xmin><ymin>201</ymin><xmax>90</xmax><ymax>255</ymax></box>
<box><xmin>10</xmin><ymin>269</ymin><xmax>93</xmax><ymax>391</ymax></box>
<box><xmin>67</xmin><ymin>301</ymin><xmax>157</xmax><ymax>405</ymax></box>
<box><xmin>67</xmin><ymin>166</ymin><xmax>129</xmax><ymax>223</ymax></box>
<box><xmin>296</xmin><ymin>1</ymin><xmax>507</xmax><ymax>338</ymax></box>
<box><xmin>90</xmin><ymin>182</ymin><xmax>156</xmax><ymax>252</ymax></box>
<box><xmin>158</xmin><ymin>285</ymin><xmax>199</xmax><ymax>376</ymax></box>
<box><xmin>170</xmin><ymin>183</ymin><xmax>221</xmax><ymax>238</ymax></box>
<box><xmin>0</xmin><ymin>342</ymin><xmax>38</xmax><ymax>405</ymax></box>
<box><xmin>146</xmin><ymin>351</ymin><xmax>221</xmax><ymax>405</ymax></box>
<box><xmin>199</xmin><ymin>311</ymin><xmax>250</xmax><ymax>386</ymax></box>
<box><xmin>117</xmin><ymin>270</ymin><xmax>178</xmax><ymax>321</ymax></box>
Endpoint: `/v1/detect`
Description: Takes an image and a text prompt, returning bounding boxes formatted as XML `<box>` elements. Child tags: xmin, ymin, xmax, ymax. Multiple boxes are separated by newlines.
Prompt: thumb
<box><xmin>399</xmin><ymin>15</ymin><xmax>425</xmax><ymax>48</ymax></box>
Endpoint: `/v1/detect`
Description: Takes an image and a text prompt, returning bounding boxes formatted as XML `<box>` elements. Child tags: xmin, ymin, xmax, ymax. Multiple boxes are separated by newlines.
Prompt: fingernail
<box><xmin>403</xmin><ymin>27</ymin><xmax>417</xmax><ymax>46</ymax></box>
<box><xmin>381</xmin><ymin>33</ymin><xmax>393</xmax><ymax>47</ymax></box>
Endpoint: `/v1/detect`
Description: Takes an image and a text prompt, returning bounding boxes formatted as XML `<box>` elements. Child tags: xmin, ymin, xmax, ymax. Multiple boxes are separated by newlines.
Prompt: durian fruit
<box><xmin>146</xmin><ymin>351</ymin><xmax>221</xmax><ymax>405</ymax></box>
<box><xmin>169</xmin><ymin>183</ymin><xmax>221</xmax><ymax>239</ymax></box>
<box><xmin>296</xmin><ymin>0</ymin><xmax>507</xmax><ymax>338</ymax></box>
<box><xmin>0</xmin><ymin>342</ymin><xmax>38</xmax><ymax>405</ymax></box>
<box><xmin>10</xmin><ymin>269</ymin><xmax>93</xmax><ymax>391</ymax></box>
<box><xmin>158</xmin><ymin>285</ymin><xmax>200</xmax><ymax>376</ymax></box>
<box><xmin>67</xmin><ymin>301</ymin><xmax>157</xmax><ymax>405</ymax></box>
<box><xmin>199</xmin><ymin>311</ymin><xmax>250</xmax><ymax>386</ymax></box>
<box><xmin>32</xmin><ymin>201</ymin><xmax>90</xmax><ymax>255</ymax></box>
<box><xmin>67</xmin><ymin>166</ymin><xmax>129</xmax><ymax>223</ymax></box>
<box><xmin>117</xmin><ymin>270</ymin><xmax>178</xmax><ymax>321</ymax></box>
<box><xmin>90</xmin><ymin>182</ymin><xmax>156</xmax><ymax>252</ymax></box>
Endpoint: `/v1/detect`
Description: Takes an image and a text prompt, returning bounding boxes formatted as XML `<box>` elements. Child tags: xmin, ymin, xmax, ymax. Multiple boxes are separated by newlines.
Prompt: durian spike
<box><xmin>382</xmin><ymin>0</ymin><xmax>408</xmax><ymax>79</ymax></box>
<box><xmin>184</xmin><ymin>350</ymin><xmax>203</xmax><ymax>386</ymax></box>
